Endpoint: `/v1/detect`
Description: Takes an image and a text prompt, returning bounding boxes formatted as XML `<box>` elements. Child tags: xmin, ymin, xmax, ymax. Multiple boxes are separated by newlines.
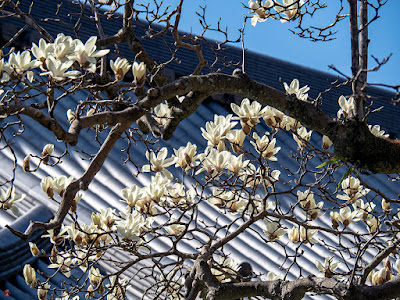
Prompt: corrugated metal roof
<box><xmin>0</xmin><ymin>1</ymin><xmax>399</xmax><ymax>300</ymax></box>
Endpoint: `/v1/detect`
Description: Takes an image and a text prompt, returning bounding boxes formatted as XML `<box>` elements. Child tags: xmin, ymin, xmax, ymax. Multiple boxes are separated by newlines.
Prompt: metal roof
<box><xmin>0</xmin><ymin>1</ymin><xmax>399</xmax><ymax>299</ymax></box>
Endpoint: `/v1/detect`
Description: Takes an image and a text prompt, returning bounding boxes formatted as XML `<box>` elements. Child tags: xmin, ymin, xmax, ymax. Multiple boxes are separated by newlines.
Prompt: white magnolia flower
<box><xmin>337</xmin><ymin>95</ymin><xmax>355</xmax><ymax>119</ymax></box>
<box><xmin>132</xmin><ymin>61</ymin><xmax>146</xmax><ymax>85</ymax></box>
<box><xmin>48</xmin><ymin>255</ymin><xmax>73</xmax><ymax>278</ymax></box>
<box><xmin>31</xmin><ymin>38</ymin><xmax>55</xmax><ymax>68</ymax></box>
<box><xmin>337</xmin><ymin>206</ymin><xmax>359</xmax><ymax>228</ymax></box>
<box><xmin>40</xmin><ymin>56</ymin><xmax>80</xmax><ymax>81</ymax></box>
<box><xmin>263</xmin><ymin>220</ymin><xmax>286</xmax><ymax>241</ymax></box>
<box><xmin>173</xmin><ymin>142</ymin><xmax>199</xmax><ymax>171</ymax></box>
<box><xmin>262</xmin><ymin>106</ymin><xmax>285</xmax><ymax>128</ymax></box>
<box><xmin>201</xmin><ymin>114</ymin><xmax>237</xmax><ymax>150</ymax></box>
<box><xmin>121</xmin><ymin>184</ymin><xmax>144</xmax><ymax>208</ymax></box>
<box><xmin>293</xmin><ymin>126</ymin><xmax>312</xmax><ymax>149</ymax></box>
<box><xmin>117</xmin><ymin>210</ymin><xmax>152</xmax><ymax>241</ymax></box>
<box><xmin>322</xmin><ymin>135</ymin><xmax>333</xmax><ymax>150</ymax></box>
<box><xmin>226</xmin><ymin>129</ymin><xmax>246</xmax><ymax>153</ymax></box>
<box><xmin>167</xmin><ymin>183</ymin><xmax>195</xmax><ymax>206</ymax></box>
<box><xmin>196</xmin><ymin>148</ymin><xmax>231</xmax><ymax>176</ymax></box>
<box><xmin>166</xmin><ymin>220</ymin><xmax>186</xmax><ymax>236</ymax></box>
<box><xmin>212</xmin><ymin>257</ymin><xmax>238</xmax><ymax>282</ymax></box>
<box><xmin>368</xmin><ymin>266</ymin><xmax>391</xmax><ymax>285</ymax></box>
<box><xmin>352</xmin><ymin>199</ymin><xmax>375</xmax><ymax>221</ymax></box>
<box><xmin>366</xmin><ymin>216</ymin><xmax>380</xmax><ymax>233</ymax></box>
<box><xmin>98</xmin><ymin>207</ymin><xmax>116</xmax><ymax>228</ymax></box>
<box><xmin>88</xmin><ymin>266</ymin><xmax>102</xmax><ymax>287</ymax></box>
<box><xmin>154</xmin><ymin>102</ymin><xmax>171</xmax><ymax>126</ymax></box>
<box><xmin>262</xmin><ymin>271</ymin><xmax>284</xmax><ymax>281</ymax></box>
<box><xmin>53</xmin><ymin>175</ymin><xmax>74</xmax><ymax>197</ymax></box>
<box><xmin>37</xmin><ymin>283</ymin><xmax>51</xmax><ymax>300</ymax></box>
<box><xmin>69</xmin><ymin>36</ymin><xmax>109</xmax><ymax>72</ymax></box>
<box><xmin>249</xmin><ymin>0</ymin><xmax>274</xmax><ymax>26</ymax></box>
<box><xmin>251</xmin><ymin>132</ymin><xmax>281</xmax><ymax>160</ymax></box>
<box><xmin>110</xmin><ymin>57</ymin><xmax>131</xmax><ymax>81</ymax></box>
<box><xmin>381</xmin><ymin>198</ymin><xmax>391</xmax><ymax>211</ymax></box>
<box><xmin>299</xmin><ymin>226</ymin><xmax>318</xmax><ymax>243</ymax></box>
<box><xmin>315</xmin><ymin>256</ymin><xmax>341</xmax><ymax>278</ymax></box>
<box><xmin>0</xmin><ymin>58</ymin><xmax>8</xmax><ymax>82</ymax></box>
<box><xmin>67</xmin><ymin>109</ymin><xmax>76</xmax><ymax>123</ymax></box>
<box><xmin>41</xmin><ymin>176</ymin><xmax>55</xmax><ymax>198</ymax></box>
<box><xmin>23</xmin><ymin>264</ymin><xmax>37</xmax><ymax>287</ymax></box>
<box><xmin>41</xmin><ymin>143</ymin><xmax>54</xmax><ymax>164</ymax></box>
<box><xmin>226</xmin><ymin>154</ymin><xmax>250</xmax><ymax>176</ymax></box>
<box><xmin>142</xmin><ymin>147</ymin><xmax>176</xmax><ymax>180</ymax></box>
<box><xmin>337</xmin><ymin>176</ymin><xmax>370</xmax><ymax>204</ymax></box>
<box><xmin>297</xmin><ymin>190</ymin><xmax>324</xmax><ymax>220</ymax></box>
<box><xmin>0</xmin><ymin>185</ymin><xmax>25</xmax><ymax>216</ymax></box>
<box><xmin>231</xmin><ymin>98</ymin><xmax>267</xmax><ymax>130</ymax></box>
<box><xmin>53</xmin><ymin>33</ymin><xmax>76</xmax><ymax>60</ymax></box>
<box><xmin>288</xmin><ymin>226</ymin><xmax>300</xmax><ymax>243</ymax></box>
<box><xmin>4</xmin><ymin>50</ymin><xmax>40</xmax><ymax>82</ymax></box>
<box><xmin>274</xmin><ymin>0</ymin><xmax>305</xmax><ymax>23</ymax></box>
<box><xmin>368</xmin><ymin>124</ymin><xmax>389</xmax><ymax>138</ymax></box>
<box><xmin>29</xmin><ymin>242</ymin><xmax>40</xmax><ymax>257</ymax></box>
<box><xmin>283</xmin><ymin>79</ymin><xmax>310</xmax><ymax>101</ymax></box>
<box><xmin>42</xmin><ymin>226</ymin><xmax>68</xmax><ymax>245</ymax></box>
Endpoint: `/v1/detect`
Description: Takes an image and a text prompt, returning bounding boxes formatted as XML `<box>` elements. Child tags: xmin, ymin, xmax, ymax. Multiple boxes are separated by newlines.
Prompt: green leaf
<box><xmin>316</xmin><ymin>158</ymin><xmax>339</xmax><ymax>169</ymax></box>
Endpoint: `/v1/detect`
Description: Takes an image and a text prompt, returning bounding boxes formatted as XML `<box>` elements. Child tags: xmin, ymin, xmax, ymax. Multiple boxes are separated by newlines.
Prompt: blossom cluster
<box><xmin>248</xmin><ymin>0</ymin><xmax>305</xmax><ymax>26</ymax></box>
<box><xmin>0</xmin><ymin>33</ymin><xmax>146</xmax><ymax>85</ymax></box>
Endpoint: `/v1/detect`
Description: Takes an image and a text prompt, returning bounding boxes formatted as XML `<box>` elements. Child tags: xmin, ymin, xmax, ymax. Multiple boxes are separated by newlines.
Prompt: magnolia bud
<box><xmin>23</xmin><ymin>155</ymin><xmax>30</xmax><ymax>172</ymax></box>
<box><xmin>29</xmin><ymin>242</ymin><xmax>40</xmax><ymax>257</ymax></box>
<box><xmin>23</xmin><ymin>264</ymin><xmax>37</xmax><ymax>287</ymax></box>
<box><xmin>41</xmin><ymin>144</ymin><xmax>54</xmax><ymax>164</ymax></box>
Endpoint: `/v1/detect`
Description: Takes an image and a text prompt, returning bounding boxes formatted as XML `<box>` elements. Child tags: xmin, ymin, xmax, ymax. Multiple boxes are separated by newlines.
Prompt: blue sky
<box><xmin>178</xmin><ymin>1</ymin><xmax>400</xmax><ymax>89</ymax></box>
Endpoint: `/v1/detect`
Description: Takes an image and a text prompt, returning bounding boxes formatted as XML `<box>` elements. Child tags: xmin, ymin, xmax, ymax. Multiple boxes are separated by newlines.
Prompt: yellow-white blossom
<box><xmin>369</xmin><ymin>124</ymin><xmax>389</xmax><ymax>138</ymax></box>
<box><xmin>352</xmin><ymin>199</ymin><xmax>375</xmax><ymax>221</ymax></box>
<box><xmin>322</xmin><ymin>135</ymin><xmax>333</xmax><ymax>150</ymax></box>
<box><xmin>0</xmin><ymin>185</ymin><xmax>25</xmax><ymax>216</ymax></box>
<box><xmin>88</xmin><ymin>266</ymin><xmax>102</xmax><ymax>287</ymax></box>
<box><xmin>142</xmin><ymin>147</ymin><xmax>176</xmax><ymax>180</ymax></box>
<box><xmin>29</xmin><ymin>242</ymin><xmax>40</xmax><ymax>257</ymax></box>
<box><xmin>37</xmin><ymin>283</ymin><xmax>51</xmax><ymax>300</ymax></box>
<box><xmin>201</xmin><ymin>114</ymin><xmax>237</xmax><ymax>150</ymax></box>
<box><xmin>41</xmin><ymin>176</ymin><xmax>55</xmax><ymax>198</ymax></box>
<box><xmin>315</xmin><ymin>256</ymin><xmax>341</xmax><ymax>278</ymax></box>
<box><xmin>69</xmin><ymin>36</ymin><xmax>109</xmax><ymax>72</ymax></box>
<box><xmin>262</xmin><ymin>106</ymin><xmax>285</xmax><ymax>128</ymax></box>
<box><xmin>121</xmin><ymin>184</ymin><xmax>144</xmax><ymax>209</ymax></box>
<box><xmin>166</xmin><ymin>220</ymin><xmax>186</xmax><ymax>236</ymax></box>
<box><xmin>366</xmin><ymin>216</ymin><xmax>380</xmax><ymax>233</ymax></box>
<box><xmin>293</xmin><ymin>126</ymin><xmax>312</xmax><ymax>149</ymax></box>
<box><xmin>31</xmin><ymin>38</ymin><xmax>54</xmax><ymax>66</ymax></box>
<box><xmin>263</xmin><ymin>220</ymin><xmax>286</xmax><ymax>241</ymax></box>
<box><xmin>23</xmin><ymin>264</ymin><xmax>37</xmax><ymax>287</ymax></box>
<box><xmin>67</xmin><ymin>109</ymin><xmax>76</xmax><ymax>123</ymax></box>
<box><xmin>283</xmin><ymin>79</ymin><xmax>309</xmax><ymax>101</ymax></box>
<box><xmin>41</xmin><ymin>143</ymin><xmax>54</xmax><ymax>164</ymax></box>
<box><xmin>40</xmin><ymin>56</ymin><xmax>80</xmax><ymax>81</ymax></box>
<box><xmin>297</xmin><ymin>190</ymin><xmax>324</xmax><ymax>220</ymax></box>
<box><xmin>110</xmin><ymin>57</ymin><xmax>131</xmax><ymax>81</ymax></box>
<box><xmin>248</xmin><ymin>0</ymin><xmax>274</xmax><ymax>26</ymax></box>
<box><xmin>337</xmin><ymin>95</ymin><xmax>355</xmax><ymax>119</ymax></box>
<box><xmin>261</xmin><ymin>271</ymin><xmax>284</xmax><ymax>281</ymax></box>
<box><xmin>132</xmin><ymin>61</ymin><xmax>146</xmax><ymax>86</ymax></box>
<box><xmin>173</xmin><ymin>142</ymin><xmax>199</xmax><ymax>171</ymax></box>
<box><xmin>231</xmin><ymin>98</ymin><xmax>267</xmax><ymax>131</ymax></box>
<box><xmin>381</xmin><ymin>199</ymin><xmax>391</xmax><ymax>211</ymax></box>
<box><xmin>337</xmin><ymin>176</ymin><xmax>370</xmax><ymax>204</ymax></box>
<box><xmin>274</xmin><ymin>0</ymin><xmax>304</xmax><ymax>23</ymax></box>
<box><xmin>251</xmin><ymin>132</ymin><xmax>281</xmax><ymax>160</ymax></box>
